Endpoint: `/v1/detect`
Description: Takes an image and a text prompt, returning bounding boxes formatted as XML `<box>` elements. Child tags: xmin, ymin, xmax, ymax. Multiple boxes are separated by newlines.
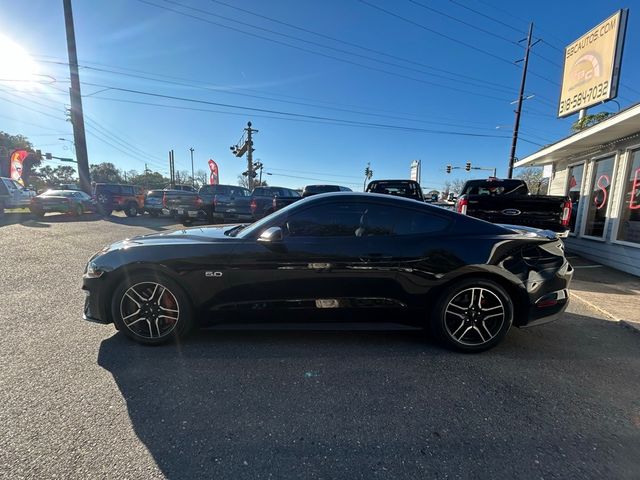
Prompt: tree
<box><xmin>448</xmin><ymin>178</ymin><xmax>466</xmax><ymax>195</ymax></box>
<box><xmin>89</xmin><ymin>163</ymin><xmax>123</xmax><ymax>183</ymax></box>
<box><xmin>571</xmin><ymin>112</ymin><xmax>612</xmax><ymax>132</ymax></box>
<box><xmin>128</xmin><ymin>170</ymin><xmax>171</xmax><ymax>190</ymax></box>
<box><xmin>515</xmin><ymin>167</ymin><xmax>549</xmax><ymax>194</ymax></box>
<box><xmin>194</xmin><ymin>169</ymin><xmax>208</xmax><ymax>188</ymax></box>
<box><xmin>237</xmin><ymin>174</ymin><xmax>267</xmax><ymax>189</ymax></box>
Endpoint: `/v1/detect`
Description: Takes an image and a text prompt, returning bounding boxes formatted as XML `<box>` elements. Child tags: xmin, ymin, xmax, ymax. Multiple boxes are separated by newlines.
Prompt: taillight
<box><xmin>212</xmin><ymin>196</ymin><xmax>218</xmax><ymax>208</ymax></box>
<box><xmin>162</xmin><ymin>193</ymin><xmax>167</xmax><ymax>208</ymax></box>
<box><xmin>560</xmin><ymin>199</ymin><xmax>572</xmax><ymax>227</ymax></box>
<box><xmin>272</xmin><ymin>197</ymin><xmax>277</xmax><ymax>210</ymax></box>
<box><xmin>456</xmin><ymin>197</ymin><xmax>468</xmax><ymax>215</ymax></box>
<box><xmin>195</xmin><ymin>196</ymin><xmax>204</xmax><ymax>208</ymax></box>
<box><xmin>250</xmin><ymin>199</ymin><xmax>257</xmax><ymax>213</ymax></box>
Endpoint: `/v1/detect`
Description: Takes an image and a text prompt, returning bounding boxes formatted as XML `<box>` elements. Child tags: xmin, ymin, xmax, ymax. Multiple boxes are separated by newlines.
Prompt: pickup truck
<box><xmin>0</xmin><ymin>177</ymin><xmax>36</xmax><ymax>216</ymax></box>
<box><xmin>168</xmin><ymin>184</ymin><xmax>253</xmax><ymax>225</ymax></box>
<box><xmin>365</xmin><ymin>179</ymin><xmax>425</xmax><ymax>202</ymax></box>
<box><xmin>249</xmin><ymin>186</ymin><xmax>302</xmax><ymax>220</ymax></box>
<box><xmin>455</xmin><ymin>178</ymin><xmax>572</xmax><ymax>236</ymax></box>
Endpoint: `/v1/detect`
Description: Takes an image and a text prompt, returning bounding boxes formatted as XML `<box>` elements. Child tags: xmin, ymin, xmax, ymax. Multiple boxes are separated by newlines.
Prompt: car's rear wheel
<box><xmin>149</xmin><ymin>210</ymin><xmax>159</xmax><ymax>218</ymax></box>
<box><xmin>125</xmin><ymin>202</ymin><xmax>138</xmax><ymax>217</ymax></box>
<box><xmin>111</xmin><ymin>273</ymin><xmax>194</xmax><ymax>345</ymax></box>
<box><xmin>431</xmin><ymin>278</ymin><xmax>513</xmax><ymax>352</ymax></box>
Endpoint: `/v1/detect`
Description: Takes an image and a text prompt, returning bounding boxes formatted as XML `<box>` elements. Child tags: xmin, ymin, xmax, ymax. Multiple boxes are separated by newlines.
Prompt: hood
<box><xmin>100</xmin><ymin>224</ymin><xmax>244</xmax><ymax>253</ymax></box>
<box><xmin>499</xmin><ymin>224</ymin><xmax>558</xmax><ymax>240</ymax></box>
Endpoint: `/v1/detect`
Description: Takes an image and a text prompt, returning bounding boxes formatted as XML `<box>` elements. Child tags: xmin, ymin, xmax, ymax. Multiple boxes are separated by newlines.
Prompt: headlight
<box><xmin>85</xmin><ymin>261</ymin><xmax>104</xmax><ymax>278</ymax></box>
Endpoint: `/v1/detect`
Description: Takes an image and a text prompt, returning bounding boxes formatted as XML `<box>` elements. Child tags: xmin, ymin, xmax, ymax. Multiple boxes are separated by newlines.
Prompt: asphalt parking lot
<box><xmin>1</xmin><ymin>212</ymin><xmax>639</xmax><ymax>479</ymax></box>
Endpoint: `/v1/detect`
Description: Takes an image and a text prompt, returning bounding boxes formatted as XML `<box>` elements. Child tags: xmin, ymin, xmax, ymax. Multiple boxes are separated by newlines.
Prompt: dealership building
<box><xmin>515</xmin><ymin>102</ymin><xmax>640</xmax><ymax>276</ymax></box>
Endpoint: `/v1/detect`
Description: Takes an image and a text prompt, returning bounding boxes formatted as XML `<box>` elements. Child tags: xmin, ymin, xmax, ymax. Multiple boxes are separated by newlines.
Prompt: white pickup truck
<box><xmin>0</xmin><ymin>177</ymin><xmax>36</xmax><ymax>216</ymax></box>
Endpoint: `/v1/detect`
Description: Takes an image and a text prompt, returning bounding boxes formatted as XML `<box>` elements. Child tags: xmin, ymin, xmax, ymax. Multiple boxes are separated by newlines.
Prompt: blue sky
<box><xmin>1</xmin><ymin>0</ymin><xmax>638</xmax><ymax>191</ymax></box>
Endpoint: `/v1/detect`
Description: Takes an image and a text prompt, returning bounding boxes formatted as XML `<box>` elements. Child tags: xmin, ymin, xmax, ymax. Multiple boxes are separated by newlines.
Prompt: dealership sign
<box><xmin>558</xmin><ymin>9</ymin><xmax>628</xmax><ymax>118</ymax></box>
<box><xmin>9</xmin><ymin>149</ymin><xmax>29</xmax><ymax>186</ymax></box>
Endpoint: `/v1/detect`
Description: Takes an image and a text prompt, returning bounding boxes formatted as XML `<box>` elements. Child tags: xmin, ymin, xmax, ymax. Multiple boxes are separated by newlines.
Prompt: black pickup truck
<box><xmin>167</xmin><ymin>184</ymin><xmax>252</xmax><ymax>225</ymax></box>
<box><xmin>168</xmin><ymin>184</ymin><xmax>301</xmax><ymax>225</ymax></box>
<box><xmin>249</xmin><ymin>186</ymin><xmax>302</xmax><ymax>220</ymax></box>
<box><xmin>455</xmin><ymin>178</ymin><xmax>572</xmax><ymax>236</ymax></box>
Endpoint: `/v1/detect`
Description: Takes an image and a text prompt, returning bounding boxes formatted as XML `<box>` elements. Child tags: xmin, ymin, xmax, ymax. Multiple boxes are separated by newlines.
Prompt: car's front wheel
<box><xmin>111</xmin><ymin>273</ymin><xmax>194</xmax><ymax>345</ymax></box>
<box><xmin>431</xmin><ymin>278</ymin><xmax>513</xmax><ymax>352</ymax></box>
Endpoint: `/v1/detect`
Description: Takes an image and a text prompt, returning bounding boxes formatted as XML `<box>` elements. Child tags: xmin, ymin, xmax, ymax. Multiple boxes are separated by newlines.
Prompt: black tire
<box><xmin>125</xmin><ymin>202</ymin><xmax>138</xmax><ymax>217</ymax></box>
<box><xmin>31</xmin><ymin>208</ymin><xmax>45</xmax><ymax>218</ymax></box>
<box><xmin>182</xmin><ymin>218</ymin><xmax>193</xmax><ymax>226</ymax></box>
<box><xmin>0</xmin><ymin>200</ymin><xmax>5</xmax><ymax>219</ymax></box>
<box><xmin>149</xmin><ymin>211</ymin><xmax>159</xmax><ymax>218</ymax></box>
<box><xmin>111</xmin><ymin>272</ymin><xmax>195</xmax><ymax>345</ymax></box>
<box><xmin>96</xmin><ymin>194</ymin><xmax>113</xmax><ymax>216</ymax></box>
<box><xmin>72</xmin><ymin>204</ymin><xmax>83</xmax><ymax>217</ymax></box>
<box><xmin>430</xmin><ymin>278</ymin><xmax>513</xmax><ymax>353</ymax></box>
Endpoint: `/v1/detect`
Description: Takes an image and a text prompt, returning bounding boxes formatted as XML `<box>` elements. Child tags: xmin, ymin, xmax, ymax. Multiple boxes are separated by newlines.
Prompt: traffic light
<box><xmin>35</xmin><ymin>150</ymin><xmax>42</xmax><ymax>160</ymax></box>
<box><xmin>446</xmin><ymin>165</ymin><xmax>451</xmax><ymax>174</ymax></box>
<box><xmin>465</xmin><ymin>162</ymin><xmax>471</xmax><ymax>171</ymax></box>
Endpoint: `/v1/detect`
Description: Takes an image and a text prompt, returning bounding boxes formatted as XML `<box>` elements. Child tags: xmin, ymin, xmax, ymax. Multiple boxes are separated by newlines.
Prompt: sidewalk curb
<box><xmin>570</xmin><ymin>292</ymin><xmax>640</xmax><ymax>334</ymax></box>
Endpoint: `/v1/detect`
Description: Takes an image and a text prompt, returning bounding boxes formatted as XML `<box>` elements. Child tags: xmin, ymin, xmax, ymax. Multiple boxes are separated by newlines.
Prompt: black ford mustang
<box><xmin>82</xmin><ymin>192</ymin><xmax>572</xmax><ymax>352</ymax></box>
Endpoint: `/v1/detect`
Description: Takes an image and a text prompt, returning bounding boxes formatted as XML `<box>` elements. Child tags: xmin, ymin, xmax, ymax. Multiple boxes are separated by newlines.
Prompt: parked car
<box><xmin>366</xmin><ymin>179</ymin><xmax>425</xmax><ymax>202</ymax></box>
<box><xmin>250</xmin><ymin>186</ymin><xmax>302</xmax><ymax>220</ymax></box>
<box><xmin>166</xmin><ymin>184</ymin><xmax>253</xmax><ymax>225</ymax></box>
<box><xmin>0</xmin><ymin>177</ymin><xmax>36</xmax><ymax>215</ymax></box>
<box><xmin>456</xmin><ymin>178</ymin><xmax>572</xmax><ymax>237</ymax></box>
<box><xmin>82</xmin><ymin>192</ymin><xmax>572</xmax><ymax>352</ymax></box>
<box><xmin>169</xmin><ymin>184</ymin><xmax>197</xmax><ymax>192</ymax></box>
<box><xmin>144</xmin><ymin>189</ymin><xmax>186</xmax><ymax>217</ymax></box>
<box><xmin>301</xmin><ymin>184</ymin><xmax>352</xmax><ymax>198</ymax></box>
<box><xmin>92</xmin><ymin>183</ymin><xmax>144</xmax><ymax>217</ymax></box>
<box><xmin>30</xmin><ymin>189</ymin><xmax>97</xmax><ymax>217</ymax></box>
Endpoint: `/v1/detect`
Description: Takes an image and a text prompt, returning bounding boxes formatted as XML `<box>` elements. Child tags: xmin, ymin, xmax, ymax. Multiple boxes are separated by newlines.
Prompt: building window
<box><xmin>617</xmin><ymin>149</ymin><xmax>640</xmax><ymax>244</ymax></box>
<box><xmin>567</xmin><ymin>164</ymin><xmax>584</xmax><ymax>233</ymax></box>
<box><xmin>583</xmin><ymin>156</ymin><xmax>615</xmax><ymax>238</ymax></box>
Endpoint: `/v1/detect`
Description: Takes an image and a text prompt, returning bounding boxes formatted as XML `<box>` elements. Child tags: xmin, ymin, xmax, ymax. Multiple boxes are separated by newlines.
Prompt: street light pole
<box><xmin>189</xmin><ymin>147</ymin><xmax>194</xmax><ymax>187</ymax></box>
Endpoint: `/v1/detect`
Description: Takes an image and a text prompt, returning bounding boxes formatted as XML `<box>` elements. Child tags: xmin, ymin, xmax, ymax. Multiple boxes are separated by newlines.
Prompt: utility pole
<box><xmin>508</xmin><ymin>23</ymin><xmax>539</xmax><ymax>179</ymax></box>
<box><xmin>169</xmin><ymin>150</ymin><xmax>175</xmax><ymax>188</ymax></box>
<box><xmin>245</xmin><ymin>122</ymin><xmax>257</xmax><ymax>191</ymax></box>
<box><xmin>63</xmin><ymin>0</ymin><xmax>90</xmax><ymax>193</ymax></box>
<box><xmin>189</xmin><ymin>147</ymin><xmax>195</xmax><ymax>187</ymax></box>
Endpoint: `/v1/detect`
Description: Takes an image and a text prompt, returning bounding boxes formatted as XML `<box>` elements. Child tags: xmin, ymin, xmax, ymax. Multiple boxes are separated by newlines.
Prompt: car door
<box><xmin>217</xmin><ymin>201</ymin><xmax>378</xmax><ymax>311</ymax></box>
<box><xmin>359</xmin><ymin>203</ymin><xmax>458</xmax><ymax>306</ymax></box>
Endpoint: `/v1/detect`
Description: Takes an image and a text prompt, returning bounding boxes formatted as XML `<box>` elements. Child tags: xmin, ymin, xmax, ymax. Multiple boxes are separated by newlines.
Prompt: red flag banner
<box><xmin>10</xmin><ymin>149</ymin><xmax>28</xmax><ymax>186</ymax></box>
<box><xmin>208</xmin><ymin>159</ymin><xmax>219</xmax><ymax>185</ymax></box>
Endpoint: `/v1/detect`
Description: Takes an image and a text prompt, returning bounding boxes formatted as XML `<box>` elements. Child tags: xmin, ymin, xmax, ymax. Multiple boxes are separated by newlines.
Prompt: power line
<box><xmin>357</xmin><ymin>0</ymin><xmax>518</xmax><ymax>66</ymax></box>
<box><xmin>447</xmin><ymin>0</ymin><xmax>523</xmax><ymax>34</ymax></box>
<box><xmin>267</xmin><ymin>167</ymin><xmax>362</xmax><ymax>180</ymax></box>
<box><xmin>133</xmin><ymin>0</ymin><xmax>512</xmax><ymax>102</ymax></box>
<box><xmin>206</xmin><ymin>0</ymin><xmax>517</xmax><ymax>93</ymax></box>
<box><xmin>35</xmin><ymin>60</ymin><xmax>511</xmax><ymax>131</ymax></box>
<box><xmin>407</xmin><ymin>0</ymin><xmax>519</xmax><ymax>46</ymax></box>
<box><xmin>81</xmin><ymin>80</ymin><xmax>524</xmax><ymax>140</ymax></box>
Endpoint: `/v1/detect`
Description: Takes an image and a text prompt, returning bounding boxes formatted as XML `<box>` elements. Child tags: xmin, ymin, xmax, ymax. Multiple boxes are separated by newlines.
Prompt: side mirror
<box><xmin>258</xmin><ymin>226</ymin><xmax>283</xmax><ymax>243</ymax></box>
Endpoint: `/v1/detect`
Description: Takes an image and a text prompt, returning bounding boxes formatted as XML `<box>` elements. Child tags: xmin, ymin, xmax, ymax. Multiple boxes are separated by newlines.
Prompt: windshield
<box><xmin>464</xmin><ymin>180</ymin><xmax>527</xmax><ymax>196</ymax></box>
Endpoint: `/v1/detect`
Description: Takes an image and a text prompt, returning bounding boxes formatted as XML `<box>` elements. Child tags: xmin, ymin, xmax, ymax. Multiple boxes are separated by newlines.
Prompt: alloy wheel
<box><xmin>444</xmin><ymin>287</ymin><xmax>505</xmax><ymax>346</ymax></box>
<box><xmin>119</xmin><ymin>281</ymin><xmax>180</xmax><ymax>339</ymax></box>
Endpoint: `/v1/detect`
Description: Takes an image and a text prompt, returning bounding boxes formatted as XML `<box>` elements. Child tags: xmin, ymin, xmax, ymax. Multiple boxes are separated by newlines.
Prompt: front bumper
<box><xmin>82</xmin><ymin>277</ymin><xmax>111</xmax><ymax>324</ymax></box>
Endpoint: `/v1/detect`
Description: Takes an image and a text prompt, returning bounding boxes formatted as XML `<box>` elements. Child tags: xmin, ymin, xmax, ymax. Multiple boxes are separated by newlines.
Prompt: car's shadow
<box><xmin>97</xmin><ymin>314</ymin><xmax>640</xmax><ymax>479</ymax></box>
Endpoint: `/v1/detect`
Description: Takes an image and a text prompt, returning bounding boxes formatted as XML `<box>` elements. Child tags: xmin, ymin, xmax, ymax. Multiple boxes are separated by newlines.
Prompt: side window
<box><xmin>363</xmin><ymin>205</ymin><xmax>450</xmax><ymax>236</ymax></box>
<box><xmin>121</xmin><ymin>186</ymin><xmax>134</xmax><ymax>195</ymax></box>
<box><xmin>285</xmin><ymin>204</ymin><xmax>366</xmax><ymax>237</ymax></box>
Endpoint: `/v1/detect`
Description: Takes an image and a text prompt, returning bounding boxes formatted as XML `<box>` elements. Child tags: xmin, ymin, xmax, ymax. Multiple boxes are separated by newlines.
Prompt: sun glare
<box><xmin>0</xmin><ymin>34</ymin><xmax>42</xmax><ymax>91</ymax></box>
